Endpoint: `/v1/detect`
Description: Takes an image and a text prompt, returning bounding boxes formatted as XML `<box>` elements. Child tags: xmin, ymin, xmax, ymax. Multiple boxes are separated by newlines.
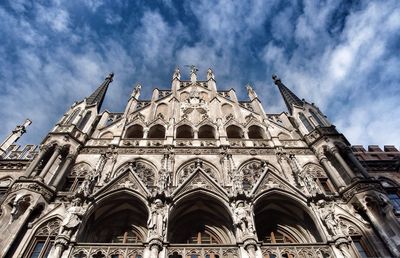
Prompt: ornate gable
<box><xmin>94</xmin><ymin>168</ymin><xmax>151</xmax><ymax>198</ymax></box>
<box><xmin>173</xmin><ymin>168</ymin><xmax>228</xmax><ymax>201</ymax></box>
<box><xmin>251</xmin><ymin>167</ymin><xmax>306</xmax><ymax>198</ymax></box>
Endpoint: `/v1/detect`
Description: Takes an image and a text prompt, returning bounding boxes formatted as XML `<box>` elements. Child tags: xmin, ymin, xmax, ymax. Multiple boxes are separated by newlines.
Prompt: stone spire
<box><xmin>86</xmin><ymin>73</ymin><xmax>114</xmax><ymax>111</ymax></box>
<box><xmin>272</xmin><ymin>74</ymin><xmax>302</xmax><ymax>114</ymax></box>
<box><xmin>0</xmin><ymin>119</ymin><xmax>31</xmax><ymax>156</ymax></box>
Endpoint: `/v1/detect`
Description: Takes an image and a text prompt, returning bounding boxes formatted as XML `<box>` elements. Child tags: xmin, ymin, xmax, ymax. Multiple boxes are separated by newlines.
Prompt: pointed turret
<box><xmin>272</xmin><ymin>74</ymin><xmax>302</xmax><ymax>114</ymax></box>
<box><xmin>87</xmin><ymin>73</ymin><xmax>114</xmax><ymax>111</ymax></box>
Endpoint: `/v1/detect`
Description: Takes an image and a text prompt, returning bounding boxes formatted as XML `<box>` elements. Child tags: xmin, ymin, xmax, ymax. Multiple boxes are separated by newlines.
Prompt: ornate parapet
<box><xmin>304</xmin><ymin>126</ymin><xmax>348</xmax><ymax>145</ymax></box>
<box><xmin>341</xmin><ymin>179</ymin><xmax>384</xmax><ymax>202</ymax></box>
<box><xmin>9</xmin><ymin>179</ymin><xmax>55</xmax><ymax>201</ymax></box>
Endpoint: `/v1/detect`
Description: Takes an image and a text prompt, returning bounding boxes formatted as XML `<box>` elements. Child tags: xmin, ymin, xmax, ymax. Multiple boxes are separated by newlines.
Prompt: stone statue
<box><xmin>158</xmin><ymin>168</ymin><xmax>170</xmax><ymax>193</ymax></box>
<box><xmin>232</xmin><ymin>169</ymin><xmax>244</xmax><ymax>195</ymax></box>
<box><xmin>147</xmin><ymin>199</ymin><xmax>167</xmax><ymax>239</ymax></box>
<box><xmin>9</xmin><ymin>195</ymin><xmax>31</xmax><ymax>222</ymax></box>
<box><xmin>318</xmin><ymin>201</ymin><xmax>344</xmax><ymax>237</ymax></box>
<box><xmin>173</xmin><ymin>67</ymin><xmax>181</xmax><ymax>80</ymax></box>
<box><xmin>298</xmin><ymin>168</ymin><xmax>321</xmax><ymax>196</ymax></box>
<box><xmin>233</xmin><ymin>201</ymin><xmax>255</xmax><ymax>239</ymax></box>
<box><xmin>207</xmin><ymin>68</ymin><xmax>214</xmax><ymax>80</ymax></box>
<box><xmin>59</xmin><ymin>197</ymin><xmax>85</xmax><ymax>238</ymax></box>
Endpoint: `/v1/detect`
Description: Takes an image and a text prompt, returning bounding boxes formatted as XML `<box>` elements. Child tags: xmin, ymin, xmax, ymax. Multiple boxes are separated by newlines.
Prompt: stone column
<box><xmin>193</xmin><ymin>129</ymin><xmax>198</xmax><ymax>139</ymax></box>
<box><xmin>143</xmin><ymin>128</ymin><xmax>149</xmax><ymax>138</ymax></box>
<box><xmin>25</xmin><ymin>146</ymin><xmax>49</xmax><ymax>177</ymax></box>
<box><xmin>343</xmin><ymin>147</ymin><xmax>369</xmax><ymax>178</ymax></box>
<box><xmin>329</xmin><ymin>147</ymin><xmax>356</xmax><ymax>179</ymax></box>
<box><xmin>317</xmin><ymin>151</ymin><xmax>346</xmax><ymax>190</ymax></box>
<box><xmin>51</xmin><ymin>154</ymin><xmax>76</xmax><ymax>188</ymax></box>
<box><xmin>149</xmin><ymin>239</ymin><xmax>162</xmax><ymax>258</ymax></box>
<box><xmin>243</xmin><ymin>239</ymin><xmax>257</xmax><ymax>258</ymax></box>
<box><xmin>38</xmin><ymin>146</ymin><xmax>62</xmax><ymax>179</ymax></box>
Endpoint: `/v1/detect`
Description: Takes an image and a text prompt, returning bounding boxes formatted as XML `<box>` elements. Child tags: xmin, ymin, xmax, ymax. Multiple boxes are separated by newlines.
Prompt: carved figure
<box><xmin>173</xmin><ymin>67</ymin><xmax>181</xmax><ymax>80</ymax></box>
<box><xmin>233</xmin><ymin>201</ymin><xmax>255</xmax><ymax>239</ymax></box>
<box><xmin>158</xmin><ymin>168</ymin><xmax>170</xmax><ymax>192</ymax></box>
<box><xmin>232</xmin><ymin>169</ymin><xmax>244</xmax><ymax>195</ymax></box>
<box><xmin>318</xmin><ymin>201</ymin><xmax>344</xmax><ymax>236</ymax></box>
<box><xmin>207</xmin><ymin>68</ymin><xmax>214</xmax><ymax>80</ymax></box>
<box><xmin>59</xmin><ymin>198</ymin><xmax>85</xmax><ymax>238</ymax></box>
<box><xmin>9</xmin><ymin>195</ymin><xmax>31</xmax><ymax>222</ymax></box>
<box><xmin>147</xmin><ymin>199</ymin><xmax>167</xmax><ymax>239</ymax></box>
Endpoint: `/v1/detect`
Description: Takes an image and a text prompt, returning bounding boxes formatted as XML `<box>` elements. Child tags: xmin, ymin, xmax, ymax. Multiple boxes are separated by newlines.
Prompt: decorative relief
<box><xmin>10</xmin><ymin>181</ymin><xmax>53</xmax><ymax>201</ymax></box>
<box><xmin>241</xmin><ymin>161</ymin><xmax>264</xmax><ymax>191</ymax></box>
<box><xmin>177</xmin><ymin>160</ymin><xmax>218</xmax><ymax>184</ymax></box>
<box><xmin>37</xmin><ymin>218</ymin><xmax>61</xmax><ymax>236</ymax></box>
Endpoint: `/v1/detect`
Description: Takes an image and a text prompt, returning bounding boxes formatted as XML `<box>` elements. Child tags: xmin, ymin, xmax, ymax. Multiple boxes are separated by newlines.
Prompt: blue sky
<box><xmin>0</xmin><ymin>0</ymin><xmax>399</xmax><ymax>147</ymax></box>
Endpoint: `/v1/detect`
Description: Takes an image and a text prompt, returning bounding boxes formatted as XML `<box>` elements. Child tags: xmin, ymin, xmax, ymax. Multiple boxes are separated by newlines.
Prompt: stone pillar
<box><xmin>143</xmin><ymin>128</ymin><xmax>149</xmax><ymax>138</ymax></box>
<box><xmin>243</xmin><ymin>238</ymin><xmax>257</xmax><ymax>258</ymax></box>
<box><xmin>38</xmin><ymin>146</ymin><xmax>62</xmax><ymax>179</ymax></box>
<box><xmin>193</xmin><ymin>129</ymin><xmax>198</xmax><ymax>139</ymax></box>
<box><xmin>329</xmin><ymin>147</ymin><xmax>356</xmax><ymax>179</ymax></box>
<box><xmin>343</xmin><ymin>147</ymin><xmax>369</xmax><ymax>178</ymax></box>
<box><xmin>149</xmin><ymin>239</ymin><xmax>162</xmax><ymax>258</ymax></box>
<box><xmin>24</xmin><ymin>146</ymin><xmax>49</xmax><ymax>177</ymax></box>
<box><xmin>317</xmin><ymin>151</ymin><xmax>346</xmax><ymax>190</ymax></box>
<box><xmin>51</xmin><ymin>154</ymin><xmax>76</xmax><ymax>188</ymax></box>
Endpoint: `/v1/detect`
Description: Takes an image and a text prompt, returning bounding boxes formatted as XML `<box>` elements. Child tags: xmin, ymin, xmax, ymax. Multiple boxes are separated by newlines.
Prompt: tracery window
<box><xmin>263</xmin><ymin>230</ymin><xmax>295</xmax><ymax>244</ymax></box>
<box><xmin>299</xmin><ymin>113</ymin><xmax>313</xmax><ymax>133</ymax></box>
<box><xmin>186</xmin><ymin>229</ymin><xmax>220</xmax><ymax>244</ymax></box>
<box><xmin>65</xmin><ymin>108</ymin><xmax>81</xmax><ymax>125</ymax></box>
<box><xmin>351</xmin><ymin>236</ymin><xmax>373</xmax><ymax>258</ymax></box>
<box><xmin>25</xmin><ymin>219</ymin><xmax>61</xmax><ymax>258</ymax></box>
<box><xmin>62</xmin><ymin>163</ymin><xmax>91</xmax><ymax>192</ymax></box>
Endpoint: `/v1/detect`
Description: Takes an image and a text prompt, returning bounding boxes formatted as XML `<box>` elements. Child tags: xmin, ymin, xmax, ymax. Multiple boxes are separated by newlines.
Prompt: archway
<box><xmin>148</xmin><ymin>124</ymin><xmax>166</xmax><ymax>138</ymax></box>
<box><xmin>226</xmin><ymin>125</ymin><xmax>243</xmax><ymax>139</ymax></box>
<box><xmin>198</xmin><ymin>125</ymin><xmax>215</xmax><ymax>139</ymax></box>
<box><xmin>168</xmin><ymin>193</ymin><xmax>234</xmax><ymax>245</ymax></box>
<box><xmin>176</xmin><ymin>125</ymin><xmax>194</xmax><ymax>138</ymax></box>
<box><xmin>248</xmin><ymin>125</ymin><xmax>265</xmax><ymax>139</ymax></box>
<box><xmin>254</xmin><ymin>193</ymin><xmax>322</xmax><ymax>244</ymax></box>
<box><xmin>79</xmin><ymin>193</ymin><xmax>148</xmax><ymax>243</ymax></box>
<box><xmin>125</xmin><ymin>124</ymin><xmax>144</xmax><ymax>138</ymax></box>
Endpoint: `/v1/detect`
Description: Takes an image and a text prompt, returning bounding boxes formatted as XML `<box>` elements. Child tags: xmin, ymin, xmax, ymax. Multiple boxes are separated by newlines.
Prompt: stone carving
<box><xmin>147</xmin><ymin>199</ymin><xmax>167</xmax><ymax>239</ymax></box>
<box><xmin>317</xmin><ymin>201</ymin><xmax>344</xmax><ymax>237</ymax></box>
<box><xmin>232</xmin><ymin>200</ymin><xmax>255</xmax><ymax>240</ymax></box>
<box><xmin>173</xmin><ymin>67</ymin><xmax>181</xmax><ymax>80</ymax></box>
<box><xmin>207</xmin><ymin>68</ymin><xmax>214</xmax><ymax>80</ymax></box>
<box><xmin>158</xmin><ymin>168</ymin><xmax>170</xmax><ymax>193</ymax></box>
<box><xmin>232</xmin><ymin>169</ymin><xmax>244</xmax><ymax>195</ymax></box>
<box><xmin>241</xmin><ymin>161</ymin><xmax>264</xmax><ymax>191</ymax></box>
<box><xmin>9</xmin><ymin>194</ymin><xmax>31</xmax><ymax>222</ymax></box>
<box><xmin>177</xmin><ymin>160</ymin><xmax>218</xmax><ymax>184</ymax></box>
<box><xmin>297</xmin><ymin>168</ymin><xmax>322</xmax><ymax>196</ymax></box>
<box><xmin>59</xmin><ymin>197</ymin><xmax>86</xmax><ymax>239</ymax></box>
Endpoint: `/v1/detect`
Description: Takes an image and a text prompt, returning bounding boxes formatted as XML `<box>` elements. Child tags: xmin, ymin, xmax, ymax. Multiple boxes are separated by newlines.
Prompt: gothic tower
<box><xmin>0</xmin><ymin>68</ymin><xmax>399</xmax><ymax>258</ymax></box>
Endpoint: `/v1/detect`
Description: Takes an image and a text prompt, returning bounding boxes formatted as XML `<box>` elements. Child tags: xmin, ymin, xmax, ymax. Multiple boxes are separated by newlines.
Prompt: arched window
<box><xmin>263</xmin><ymin>229</ymin><xmax>295</xmax><ymax>243</ymax></box>
<box><xmin>65</xmin><ymin>108</ymin><xmax>81</xmax><ymax>125</ymax></box>
<box><xmin>148</xmin><ymin>125</ymin><xmax>166</xmax><ymax>138</ymax></box>
<box><xmin>226</xmin><ymin>125</ymin><xmax>243</xmax><ymax>139</ymax></box>
<box><xmin>248</xmin><ymin>125</ymin><xmax>264</xmax><ymax>139</ymax></box>
<box><xmin>198</xmin><ymin>125</ymin><xmax>215</xmax><ymax>139</ymax></box>
<box><xmin>309</xmin><ymin>110</ymin><xmax>325</xmax><ymax>127</ymax></box>
<box><xmin>25</xmin><ymin>219</ymin><xmax>61</xmax><ymax>258</ymax></box>
<box><xmin>125</xmin><ymin>125</ymin><xmax>144</xmax><ymax>138</ymax></box>
<box><xmin>77</xmin><ymin>111</ymin><xmax>92</xmax><ymax>130</ymax></box>
<box><xmin>62</xmin><ymin>163</ymin><xmax>91</xmax><ymax>192</ymax></box>
<box><xmin>176</xmin><ymin>125</ymin><xmax>194</xmax><ymax>138</ymax></box>
<box><xmin>186</xmin><ymin>227</ymin><xmax>221</xmax><ymax>244</ymax></box>
<box><xmin>299</xmin><ymin>113</ymin><xmax>313</xmax><ymax>133</ymax></box>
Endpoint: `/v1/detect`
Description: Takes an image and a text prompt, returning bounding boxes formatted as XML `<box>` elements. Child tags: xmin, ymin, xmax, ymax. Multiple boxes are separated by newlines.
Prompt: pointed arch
<box><xmin>168</xmin><ymin>192</ymin><xmax>235</xmax><ymax>244</ymax></box>
<box><xmin>198</xmin><ymin>124</ymin><xmax>216</xmax><ymax>139</ymax></box>
<box><xmin>125</xmin><ymin>124</ymin><xmax>144</xmax><ymax>138</ymax></box>
<box><xmin>176</xmin><ymin>124</ymin><xmax>194</xmax><ymax>138</ymax></box>
<box><xmin>148</xmin><ymin>124</ymin><xmax>166</xmax><ymax>139</ymax></box>
<box><xmin>77</xmin><ymin>191</ymin><xmax>149</xmax><ymax>243</ymax></box>
<box><xmin>237</xmin><ymin>159</ymin><xmax>266</xmax><ymax>191</ymax></box>
<box><xmin>175</xmin><ymin>159</ymin><xmax>221</xmax><ymax>185</ymax></box>
<box><xmin>226</xmin><ymin>125</ymin><xmax>244</xmax><ymax>139</ymax></box>
<box><xmin>254</xmin><ymin>191</ymin><xmax>324</xmax><ymax>244</ymax></box>
<box><xmin>99</xmin><ymin>131</ymin><xmax>113</xmax><ymax>139</ymax></box>
<box><xmin>65</xmin><ymin>108</ymin><xmax>81</xmax><ymax>125</ymax></box>
<box><xmin>113</xmin><ymin>159</ymin><xmax>157</xmax><ymax>187</ymax></box>
<box><xmin>248</xmin><ymin>124</ymin><xmax>265</xmax><ymax>139</ymax></box>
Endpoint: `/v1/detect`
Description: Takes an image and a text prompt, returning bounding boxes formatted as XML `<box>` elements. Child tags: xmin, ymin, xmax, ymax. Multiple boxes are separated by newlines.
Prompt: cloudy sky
<box><xmin>0</xmin><ymin>0</ymin><xmax>399</xmax><ymax>147</ymax></box>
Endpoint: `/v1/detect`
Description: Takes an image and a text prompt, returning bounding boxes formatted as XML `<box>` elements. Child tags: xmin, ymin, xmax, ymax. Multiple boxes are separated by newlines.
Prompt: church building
<box><xmin>0</xmin><ymin>67</ymin><xmax>399</xmax><ymax>258</ymax></box>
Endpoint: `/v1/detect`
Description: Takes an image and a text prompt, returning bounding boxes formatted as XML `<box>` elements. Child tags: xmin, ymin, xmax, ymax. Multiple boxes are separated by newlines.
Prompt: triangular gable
<box><xmin>251</xmin><ymin>167</ymin><xmax>306</xmax><ymax>199</ymax></box>
<box><xmin>94</xmin><ymin>168</ymin><xmax>150</xmax><ymax>198</ymax></box>
<box><xmin>172</xmin><ymin>168</ymin><xmax>228</xmax><ymax>201</ymax></box>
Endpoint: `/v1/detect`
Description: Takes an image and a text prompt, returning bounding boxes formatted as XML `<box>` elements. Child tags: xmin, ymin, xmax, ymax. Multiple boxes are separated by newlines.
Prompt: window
<box><xmin>25</xmin><ymin>219</ymin><xmax>60</xmax><ymax>258</ymax></box>
<box><xmin>388</xmin><ymin>191</ymin><xmax>400</xmax><ymax>212</ymax></box>
<box><xmin>309</xmin><ymin>110</ymin><xmax>325</xmax><ymax>126</ymax></box>
<box><xmin>299</xmin><ymin>113</ymin><xmax>313</xmax><ymax>133</ymax></box>
<box><xmin>187</xmin><ymin>230</ymin><xmax>220</xmax><ymax>244</ymax></box>
<box><xmin>77</xmin><ymin>111</ymin><xmax>92</xmax><ymax>130</ymax></box>
<box><xmin>65</xmin><ymin>108</ymin><xmax>81</xmax><ymax>125</ymax></box>
<box><xmin>111</xmin><ymin>230</ymin><xmax>141</xmax><ymax>244</ymax></box>
<box><xmin>318</xmin><ymin>178</ymin><xmax>334</xmax><ymax>194</ymax></box>
<box><xmin>263</xmin><ymin>230</ymin><xmax>295</xmax><ymax>244</ymax></box>
<box><xmin>352</xmin><ymin>237</ymin><xmax>373</xmax><ymax>258</ymax></box>
<box><xmin>248</xmin><ymin>125</ymin><xmax>264</xmax><ymax>139</ymax></box>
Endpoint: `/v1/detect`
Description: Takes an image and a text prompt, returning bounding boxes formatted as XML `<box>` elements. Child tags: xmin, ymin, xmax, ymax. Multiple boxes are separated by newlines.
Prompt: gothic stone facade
<box><xmin>0</xmin><ymin>68</ymin><xmax>399</xmax><ymax>258</ymax></box>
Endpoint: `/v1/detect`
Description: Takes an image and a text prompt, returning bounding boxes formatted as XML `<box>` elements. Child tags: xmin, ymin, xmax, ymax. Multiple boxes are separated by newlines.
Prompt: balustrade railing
<box><xmin>260</xmin><ymin>243</ymin><xmax>333</xmax><ymax>258</ymax></box>
<box><xmin>167</xmin><ymin>245</ymin><xmax>238</xmax><ymax>258</ymax></box>
<box><xmin>69</xmin><ymin>243</ymin><xmax>144</xmax><ymax>258</ymax></box>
